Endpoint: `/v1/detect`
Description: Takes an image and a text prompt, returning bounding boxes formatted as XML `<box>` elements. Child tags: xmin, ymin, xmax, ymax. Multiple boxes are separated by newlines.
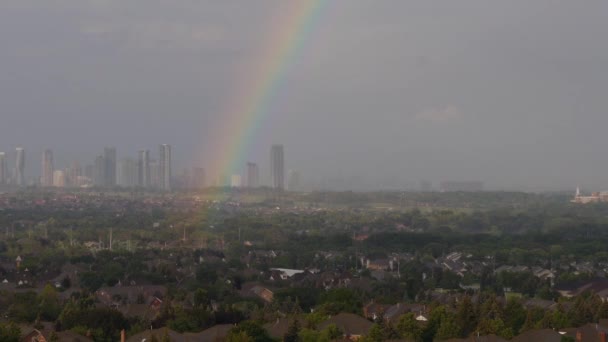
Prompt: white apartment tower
<box><xmin>159</xmin><ymin>144</ymin><xmax>172</xmax><ymax>191</ymax></box>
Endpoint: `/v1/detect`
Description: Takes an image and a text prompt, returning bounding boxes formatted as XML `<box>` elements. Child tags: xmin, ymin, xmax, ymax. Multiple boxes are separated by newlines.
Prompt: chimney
<box><xmin>576</xmin><ymin>331</ymin><xmax>582</xmax><ymax>342</ymax></box>
<box><xmin>600</xmin><ymin>331</ymin><xmax>607</xmax><ymax>342</ymax></box>
<box><xmin>120</xmin><ymin>329</ymin><xmax>126</xmax><ymax>342</ymax></box>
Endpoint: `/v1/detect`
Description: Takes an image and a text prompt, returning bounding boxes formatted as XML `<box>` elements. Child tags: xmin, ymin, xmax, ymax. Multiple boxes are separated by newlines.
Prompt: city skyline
<box><xmin>0</xmin><ymin>142</ymin><xmax>304</xmax><ymax>191</ymax></box>
<box><xmin>0</xmin><ymin>141</ymin><xmax>598</xmax><ymax>192</ymax></box>
<box><xmin>2</xmin><ymin>2</ymin><xmax>608</xmax><ymax>191</ymax></box>
<box><xmin>0</xmin><ymin>144</ymin><xmax>179</xmax><ymax>190</ymax></box>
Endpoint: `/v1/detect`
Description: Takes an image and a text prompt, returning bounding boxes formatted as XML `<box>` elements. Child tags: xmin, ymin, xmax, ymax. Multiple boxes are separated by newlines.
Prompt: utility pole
<box><xmin>109</xmin><ymin>228</ymin><xmax>113</xmax><ymax>251</ymax></box>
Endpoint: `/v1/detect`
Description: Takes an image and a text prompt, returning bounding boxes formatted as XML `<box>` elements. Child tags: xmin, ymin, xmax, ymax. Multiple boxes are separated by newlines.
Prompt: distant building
<box><xmin>67</xmin><ymin>161</ymin><xmax>82</xmax><ymax>187</ymax></box>
<box><xmin>104</xmin><ymin>147</ymin><xmax>117</xmax><ymax>187</ymax></box>
<box><xmin>41</xmin><ymin>149</ymin><xmax>54</xmax><ymax>187</ymax></box>
<box><xmin>231</xmin><ymin>174</ymin><xmax>242</xmax><ymax>188</ymax></box>
<box><xmin>270</xmin><ymin>144</ymin><xmax>284</xmax><ymax>190</ymax></box>
<box><xmin>138</xmin><ymin>150</ymin><xmax>150</xmax><ymax>188</ymax></box>
<box><xmin>246</xmin><ymin>162</ymin><xmax>259</xmax><ymax>188</ymax></box>
<box><xmin>159</xmin><ymin>144</ymin><xmax>172</xmax><ymax>191</ymax></box>
<box><xmin>149</xmin><ymin>159</ymin><xmax>159</xmax><ymax>188</ymax></box>
<box><xmin>439</xmin><ymin>181</ymin><xmax>483</xmax><ymax>192</ymax></box>
<box><xmin>572</xmin><ymin>187</ymin><xmax>608</xmax><ymax>204</ymax></box>
<box><xmin>117</xmin><ymin>158</ymin><xmax>138</xmax><ymax>187</ymax></box>
<box><xmin>93</xmin><ymin>155</ymin><xmax>105</xmax><ymax>187</ymax></box>
<box><xmin>15</xmin><ymin>147</ymin><xmax>25</xmax><ymax>186</ymax></box>
<box><xmin>53</xmin><ymin>170</ymin><xmax>66</xmax><ymax>187</ymax></box>
<box><xmin>287</xmin><ymin>169</ymin><xmax>301</xmax><ymax>191</ymax></box>
<box><xmin>0</xmin><ymin>152</ymin><xmax>7</xmax><ymax>184</ymax></box>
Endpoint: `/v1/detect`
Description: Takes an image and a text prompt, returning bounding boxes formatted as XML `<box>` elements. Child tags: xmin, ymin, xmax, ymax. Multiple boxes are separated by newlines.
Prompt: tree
<box><xmin>477</xmin><ymin>318</ymin><xmax>513</xmax><ymax>339</ymax></box>
<box><xmin>193</xmin><ymin>288</ymin><xmax>209</xmax><ymax>308</ymax></box>
<box><xmin>298</xmin><ymin>328</ymin><xmax>321</xmax><ymax>342</ymax></box>
<box><xmin>503</xmin><ymin>298</ymin><xmax>526</xmax><ymax>334</ymax></box>
<box><xmin>39</xmin><ymin>284</ymin><xmax>62</xmax><ymax>321</ymax></box>
<box><xmin>298</xmin><ymin>324</ymin><xmax>342</xmax><ymax>342</ymax></box>
<box><xmin>435</xmin><ymin>314</ymin><xmax>460</xmax><ymax>341</ymax></box>
<box><xmin>228</xmin><ymin>321</ymin><xmax>273</xmax><ymax>342</ymax></box>
<box><xmin>396</xmin><ymin>313</ymin><xmax>422</xmax><ymax>341</ymax></box>
<box><xmin>422</xmin><ymin>305</ymin><xmax>448</xmax><ymax>341</ymax></box>
<box><xmin>284</xmin><ymin>318</ymin><xmax>301</xmax><ymax>342</ymax></box>
<box><xmin>318</xmin><ymin>324</ymin><xmax>342</xmax><ymax>341</ymax></box>
<box><xmin>455</xmin><ymin>296</ymin><xmax>477</xmax><ymax>337</ymax></box>
<box><xmin>521</xmin><ymin>308</ymin><xmax>544</xmax><ymax>333</ymax></box>
<box><xmin>226</xmin><ymin>331</ymin><xmax>254</xmax><ymax>342</ymax></box>
<box><xmin>0</xmin><ymin>322</ymin><xmax>21</xmax><ymax>342</ymax></box>
<box><xmin>363</xmin><ymin>324</ymin><xmax>384</xmax><ymax>342</ymax></box>
<box><xmin>48</xmin><ymin>331</ymin><xmax>59</xmax><ymax>342</ymax></box>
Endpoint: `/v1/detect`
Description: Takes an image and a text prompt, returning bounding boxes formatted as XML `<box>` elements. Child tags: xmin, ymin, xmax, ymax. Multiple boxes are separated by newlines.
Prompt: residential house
<box><xmin>512</xmin><ymin>329</ymin><xmax>562</xmax><ymax>342</ymax></box>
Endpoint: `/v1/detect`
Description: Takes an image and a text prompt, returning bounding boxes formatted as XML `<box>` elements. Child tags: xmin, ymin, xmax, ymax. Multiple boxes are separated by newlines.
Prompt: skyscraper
<box><xmin>246</xmin><ymin>162</ymin><xmax>259</xmax><ymax>188</ymax></box>
<box><xmin>93</xmin><ymin>155</ymin><xmax>105</xmax><ymax>187</ymax></box>
<box><xmin>15</xmin><ymin>147</ymin><xmax>25</xmax><ymax>186</ymax></box>
<box><xmin>0</xmin><ymin>152</ymin><xmax>7</xmax><ymax>185</ymax></box>
<box><xmin>159</xmin><ymin>144</ymin><xmax>172</xmax><ymax>191</ymax></box>
<box><xmin>270</xmin><ymin>144</ymin><xmax>284</xmax><ymax>190</ymax></box>
<box><xmin>117</xmin><ymin>158</ymin><xmax>138</xmax><ymax>187</ymax></box>
<box><xmin>149</xmin><ymin>159</ymin><xmax>159</xmax><ymax>188</ymax></box>
<box><xmin>138</xmin><ymin>150</ymin><xmax>150</xmax><ymax>188</ymax></box>
<box><xmin>41</xmin><ymin>149</ymin><xmax>54</xmax><ymax>187</ymax></box>
<box><xmin>53</xmin><ymin>170</ymin><xmax>66</xmax><ymax>187</ymax></box>
<box><xmin>68</xmin><ymin>161</ymin><xmax>82</xmax><ymax>187</ymax></box>
<box><xmin>104</xmin><ymin>147</ymin><xmax>117</xmax><ymax>187</ymax></box>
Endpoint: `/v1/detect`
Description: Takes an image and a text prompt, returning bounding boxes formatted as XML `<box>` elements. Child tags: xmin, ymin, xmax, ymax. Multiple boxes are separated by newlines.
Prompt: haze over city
<box><xmin>2</xmin><ymin>1</ymin><xmax>608</xmax><ymax>191</ymax></box>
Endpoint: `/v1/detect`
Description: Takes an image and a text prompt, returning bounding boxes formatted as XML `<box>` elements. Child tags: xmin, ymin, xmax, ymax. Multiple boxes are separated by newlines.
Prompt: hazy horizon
<box><xmin>1</xmin><ymin>1</ymin><xmax>607</xmax><ymax>191</ymax></box>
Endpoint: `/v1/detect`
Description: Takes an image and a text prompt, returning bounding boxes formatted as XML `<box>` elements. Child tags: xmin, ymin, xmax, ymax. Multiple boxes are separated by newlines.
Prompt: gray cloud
<box><xmin>415</xmin><ymin>106</ymin><xmax>462</xmax><ymax>123</ymax></box>
<box><xmin>0</xmin><ymin>1</ymin><xmax>607</xmax><ymax>191</ymax></box>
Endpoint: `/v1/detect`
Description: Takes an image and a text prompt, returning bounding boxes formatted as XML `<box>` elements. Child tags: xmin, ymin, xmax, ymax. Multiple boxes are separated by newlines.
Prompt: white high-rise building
<box><xmin>138</xmin><ymin>150</ymin><xmax>150</xmax><ymax>188</ymax></box>
<box><xmin>159</xmin><ymin>144</ymin><xmax>172</xmax><ymax>191</ymax></box>
<box><xmin>15</xmin><ymin>147</ymin><xmax>25</xmax><ymax>186</ymax></box>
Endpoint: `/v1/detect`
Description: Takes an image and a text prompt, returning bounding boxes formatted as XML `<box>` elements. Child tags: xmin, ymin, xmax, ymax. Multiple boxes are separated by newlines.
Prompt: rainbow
<box><xmin>207</xmin><ymin>0</ymin><xmax>329</xmax><ymax>184</ymax></box>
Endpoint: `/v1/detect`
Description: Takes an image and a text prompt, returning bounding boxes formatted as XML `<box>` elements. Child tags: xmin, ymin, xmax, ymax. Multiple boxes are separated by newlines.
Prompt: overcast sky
<box><xmin>1</xmin><ymin>1</ymin><xmax>607</xmax><ymax>191</ymax></box>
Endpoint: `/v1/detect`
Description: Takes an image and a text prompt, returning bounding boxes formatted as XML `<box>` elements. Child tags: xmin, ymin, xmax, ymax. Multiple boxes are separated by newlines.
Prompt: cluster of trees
<box><xmin>361</xmin><ymin>292</ymin><xmax>608</xmax><ymax>342</ymax></box>
<box><xmin>0</xmin><ymin>322</ymin><xmax>20</xmax><ymax>342</ymax></box>
<box><xmin>208</xmin><ymin>290</ymin><xmax>608</xmax><ymax>342</ymax></box>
